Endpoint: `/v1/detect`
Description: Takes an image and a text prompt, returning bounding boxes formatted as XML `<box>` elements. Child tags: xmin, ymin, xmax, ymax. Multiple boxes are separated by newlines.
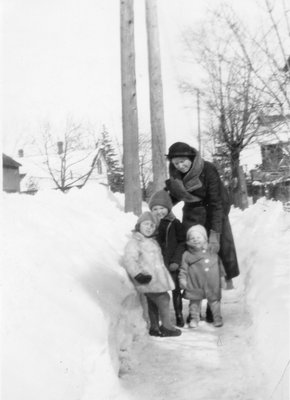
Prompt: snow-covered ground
<box><xmin>2</xmin><ymin>184</ymin><xmax>290</xmax><ymax>400</ymax></box>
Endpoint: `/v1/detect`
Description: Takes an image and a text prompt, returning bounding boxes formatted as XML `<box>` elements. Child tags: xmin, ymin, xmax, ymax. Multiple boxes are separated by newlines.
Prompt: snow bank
<box><xmin>230</xmin><ymin>199</ymin><xmax>290</xmax><ymax>397</ymax></box>
<box><xmin>2</xmin><ymin>185</ymin><xmax>146</xmax><ymax>400</ymax></box>
<box><xmin>2</xmin><ymin>186</ymin><xmax>290</xmax><ymax>400</ymax></box>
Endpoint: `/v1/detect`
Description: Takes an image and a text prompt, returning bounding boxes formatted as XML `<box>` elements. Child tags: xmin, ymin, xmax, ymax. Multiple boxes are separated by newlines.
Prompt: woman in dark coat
<box><xmin>165</xmin><ymin>142</ymin><xmax>239</xmax><ymax>293</ymax></box>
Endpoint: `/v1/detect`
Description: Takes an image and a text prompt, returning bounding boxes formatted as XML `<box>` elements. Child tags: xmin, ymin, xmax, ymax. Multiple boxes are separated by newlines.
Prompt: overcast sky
<box><xmin>2</xmin><ymin>0</ymin><xmax>260</xmax><ymax>155</ymax></box>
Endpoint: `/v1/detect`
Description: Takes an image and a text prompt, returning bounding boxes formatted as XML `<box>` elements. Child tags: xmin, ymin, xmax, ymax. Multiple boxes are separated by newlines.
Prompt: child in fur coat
<box><xmin>179</xmin><ymin>224</ymin><xmax>226</xmax><ymax>328</ymax></box>
<box><xmin>123</xmin><ymin>211</ymin><xmax>182</xmax><ymax>337</ymax></box>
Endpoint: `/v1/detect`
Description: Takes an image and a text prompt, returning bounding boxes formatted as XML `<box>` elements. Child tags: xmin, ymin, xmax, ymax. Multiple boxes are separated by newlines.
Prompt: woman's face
<box><xmin>171</xmin><ymin>157</ymin><xmax>192</xmax><ymax>173</ymax></box>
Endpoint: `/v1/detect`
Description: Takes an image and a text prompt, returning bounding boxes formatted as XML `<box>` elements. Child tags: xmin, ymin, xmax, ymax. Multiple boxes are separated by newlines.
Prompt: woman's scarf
<box><xmin>168</xmin><ymin>150</ymin><xmax>204</xmax><ymax>202</ymax></box>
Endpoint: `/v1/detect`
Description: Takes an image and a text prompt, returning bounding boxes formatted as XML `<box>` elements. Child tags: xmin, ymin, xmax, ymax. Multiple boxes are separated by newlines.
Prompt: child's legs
<box><xmin>138</xmin><ymin>293</ymin><xmax>150</xmax><ymax>327</ymax></box>
<box><xmin>208</xmin><ymin>300</ymin><xmax>222</xmax><ymax>320</ymax></box>
<box><xmin>189</xmin><ymin>300</ymin><xmax>202</xmax><ymax>322</ymax></box>
<box><xmin>172</xmin><ymin>289</ymin><xmax>183</xmax><ymax>316</ymax></box>
<box><xmin>171</xmin><ymin>271</ymin><xmax>183</xmax><ymax>315</ymax></box>
<box><xmin>146</xmin><ymin>292</ymin><xmax>174</xmax><ymax>330</ymax></box>
<box><xmin>145</xmin><ymin>294</ymin><xmax>160</xmax><ymax>330</ymax></box>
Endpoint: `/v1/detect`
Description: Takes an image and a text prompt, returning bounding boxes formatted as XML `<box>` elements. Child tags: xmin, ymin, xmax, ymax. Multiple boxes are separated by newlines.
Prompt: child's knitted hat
<box><xmin>187</xmin><ymin>224</ymin><xmax>208</xmax><ymax>242</ymax></box>
<box><xmin>135</xmin><ymin>211</ymin><xmax>158</xmax><ymax>231</ymax></box>
<box><xmin>148</xmin><ymin>190</ymin><xmax>173</xmax><ymax>211</ymax></box>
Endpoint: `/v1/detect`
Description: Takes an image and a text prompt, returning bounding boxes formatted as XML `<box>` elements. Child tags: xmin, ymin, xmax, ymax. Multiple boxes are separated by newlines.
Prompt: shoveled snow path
<box><xmin>120</xmin><ymin>279</ymin><xmax>266</xmax><ymax>400</ymax></box>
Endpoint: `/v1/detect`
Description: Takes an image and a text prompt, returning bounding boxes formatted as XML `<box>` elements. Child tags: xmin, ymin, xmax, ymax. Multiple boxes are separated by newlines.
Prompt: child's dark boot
<box><xmin>160</xmin><ymin>326</ymin><xmax>182</xmax><ymax>337</ymax></box>
<box><xmin>176</xmin><ymin>314</ymin><xmax>184</xmax><ymax>327</ymax></box>
<box><xmin>205</xmin><ymin>302</ymin><xmax>214</xmax><ymax>323</ymax></box>
<box><xmin>149</xmin><ymin>328</ymin><xmax>164</xmax><ymax>337</ymax></box>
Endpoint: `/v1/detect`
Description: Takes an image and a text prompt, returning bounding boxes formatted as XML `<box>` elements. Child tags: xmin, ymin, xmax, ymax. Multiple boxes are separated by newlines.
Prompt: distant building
<box><xmin>2</xmin><ymin>154</ymin><xmax>24</xmax><ymax>193</ymax></box>
<box><xmin>14</xmin><ymin>143</ymin><xmax>109</xmax><ymax>193</ymax></box>
<box><xmin>241</xmin><ymin>115</ymin><xmax>290</xmax><ymax>203</ymax></box>
<box><xmin>240</xmin><ymin>114</ymin><xmax>290</xmax><ymax>170</ymax></box>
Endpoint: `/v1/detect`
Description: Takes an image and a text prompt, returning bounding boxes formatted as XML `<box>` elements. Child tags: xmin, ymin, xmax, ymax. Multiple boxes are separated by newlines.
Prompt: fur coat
<box><xmin>123</xmin><ymin>232</ymin><xmax>175</xmax><ymax>293</ymax></box>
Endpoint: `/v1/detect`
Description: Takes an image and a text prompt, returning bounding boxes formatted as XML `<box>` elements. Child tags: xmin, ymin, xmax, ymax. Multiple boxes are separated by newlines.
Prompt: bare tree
<box><xmin>216</xmin><ymin>0</ymin><xmax>290</xmax><ymax>148</ymax></box>
<box><xmin>181</xmin><ymin>16</ymin><xmax>264</xmax><ymax>208</ymax></box>
<box><xmin>181</xmin><ymin>0</ymin><xmax>290</xmax><ymax>207</ymax></box>
<box><xmin>139</xmin><ymin>133</ymin><xmax>153</xmax><ymax>200</ymax></box>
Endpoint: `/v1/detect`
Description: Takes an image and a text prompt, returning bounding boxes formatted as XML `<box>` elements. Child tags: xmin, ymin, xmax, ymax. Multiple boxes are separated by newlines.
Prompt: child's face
<box><xmin>139</xmin><ymin>220</ymin><xmax>156</xmax><ymax>237</ymax></box>
<box><xmin>187</xmin><ymin>231</ymin><xmax>206</xmax><ymax>249</ymax></box>
<box><xmin>151</xmin><ymin>205</ymin><xmax>169</xmax><ymax>221</ymax></box>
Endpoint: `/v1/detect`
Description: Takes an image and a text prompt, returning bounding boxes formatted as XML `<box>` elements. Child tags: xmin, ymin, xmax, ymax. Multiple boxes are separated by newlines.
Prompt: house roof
<box><xmin>257</xmin><ymin>114</ymin><xmax>290</xmax><ymax>126</ymax></box>
<box><xmin>14</xmin><ymin>146</ymin><xmax>108</xmax><ymax>189</ymax></box>
<box><xmin>256</xmin><ymin>114</ymin><xmax>290</xmax><ymax>145</ymax></box>
<box><xmin>2</xmin><ymin>153</ymin><xmax>22</xmax><ymax>168</ymax></box>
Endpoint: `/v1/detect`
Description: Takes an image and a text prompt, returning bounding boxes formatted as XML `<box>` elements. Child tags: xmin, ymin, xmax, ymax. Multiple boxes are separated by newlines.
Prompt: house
<box><xmin>15</xmin><ymin>143</ymin><xmax>109</xmax><ymax>193</ymax></box>
<box><xmin>240</xmin><ymin>115</ymin><xmax>290</xmax><ymax>203</ymax></box>
<box><xmin>2</xmin><ymin>154</ymin><xmax>24</xmax><ymax>193</ymax></box>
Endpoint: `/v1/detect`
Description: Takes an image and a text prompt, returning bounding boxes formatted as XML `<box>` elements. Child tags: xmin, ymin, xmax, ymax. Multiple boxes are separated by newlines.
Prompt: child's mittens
<box><xmin>169</xmin><ymin>263</ymin><xmax>179</xmax><ymax>272</ymax></box>
<box><xmin>134</xmin><ymin>273</ymin><xmax>152</xmax><ymax>284</ymax></box>
<box><xmin>179</xmin><ymin>279</ymin><xmax>187</xmax><ymax>290</ymax></box>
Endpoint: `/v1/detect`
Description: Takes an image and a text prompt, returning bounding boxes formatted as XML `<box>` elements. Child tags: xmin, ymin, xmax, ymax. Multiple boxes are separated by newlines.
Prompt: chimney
<box><xmin>18</xmin><ymin>149</ymin><xmax>24</xmax><ymax>158</ymax></box>
<box><xmin>57</xmin><ymin>141</ymin><xmax>64</xmax><ymax>155</ymax></box>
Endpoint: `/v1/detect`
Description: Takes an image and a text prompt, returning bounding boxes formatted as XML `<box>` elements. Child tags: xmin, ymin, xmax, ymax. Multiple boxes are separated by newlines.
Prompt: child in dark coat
<box><xmin>149</xmin><ymin>190</ymin><xmax>186</xmax><ymax>327</ymax></box>
<box><xmin>179</xmin><ymin>224</ymin><xmax>226</xmax><ymax>328</ymax></box>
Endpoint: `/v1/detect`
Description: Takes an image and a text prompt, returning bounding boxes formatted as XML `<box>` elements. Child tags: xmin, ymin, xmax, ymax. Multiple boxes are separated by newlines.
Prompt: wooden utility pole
<box><xmin>120</xmin><ymin>0</ymin><xmax>142</xmax><ymax>215</ymax></box>
<box><xmin>145</xmin><ymin>0</ymin><xmax>167</xmax><ymax>192</ymax></box>
<box><xmin>196</xmin><ymin>89</ymin><xmax>201</xmax><ymax>153</ymax></box>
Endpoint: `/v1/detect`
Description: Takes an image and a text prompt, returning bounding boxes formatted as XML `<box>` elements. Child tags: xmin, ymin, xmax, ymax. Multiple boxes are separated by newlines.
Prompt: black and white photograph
<box><xmin>2</xmin><ymin>0</ymin><xmax>290</xmax><ymax>399</ymax></box>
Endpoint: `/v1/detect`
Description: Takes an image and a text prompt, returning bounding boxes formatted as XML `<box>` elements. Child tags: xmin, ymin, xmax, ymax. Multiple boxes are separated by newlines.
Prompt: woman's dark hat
<box><xmin>166</xmin><ymin>142</ymin><xmax>196</xmax><ymax>160</ymax></box>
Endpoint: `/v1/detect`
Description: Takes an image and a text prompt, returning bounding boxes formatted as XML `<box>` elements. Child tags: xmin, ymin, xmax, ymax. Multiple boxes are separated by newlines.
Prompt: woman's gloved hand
<box><xmin>165</xmin><ymin>178</ymin><xmax>185</xmax><ymax>201</ymax></box>
<box><xmin>225</xmin><ymin>278</ymin><xmax>234</xmax><ymax>290</ymax></box>
<box><xmin>169</xmin><ymin>263</ymin><xmax>179</xmax><ymax>272</ymax></box>
<box><xmin>208</xmin><ymin>230</ymin><xmax>220</xmax><ymax>253</ymax></box>
<box><xmin>221</xmin><ymin>277</ymin><xmax>227</xmax><ymax>290</ymax></box>
<box><xmin>134</xmin><ymin>273</ymin><xmax>152</xmax><ymax>284</ymax></box>
<box><xmin>165</xmin><ymin>178</ymin><xmax>202</xmax><ymax>203</ymax></box>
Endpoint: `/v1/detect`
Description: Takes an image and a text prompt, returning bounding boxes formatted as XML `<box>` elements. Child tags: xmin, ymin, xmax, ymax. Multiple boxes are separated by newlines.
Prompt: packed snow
<box><xmin>2</xmin><ymin>184</ymin><xmax>290</xmax><ymax>400</ymax></box>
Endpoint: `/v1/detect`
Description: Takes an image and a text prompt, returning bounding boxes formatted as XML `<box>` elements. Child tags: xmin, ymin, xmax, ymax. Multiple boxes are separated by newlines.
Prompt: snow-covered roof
<box><xmin>256</xmin><ymin>114</ymin><xmax>290</xmax><ymax>145</ymax></box>
<box><xmin>14</xmin><ymin>147</ymin><xmax>108</xmax><ymax>190</ymax></box>
<box><xmin>2</xmin><ymin>153</ymin><xmax>22</xmax><ymax>169</ymax></box>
